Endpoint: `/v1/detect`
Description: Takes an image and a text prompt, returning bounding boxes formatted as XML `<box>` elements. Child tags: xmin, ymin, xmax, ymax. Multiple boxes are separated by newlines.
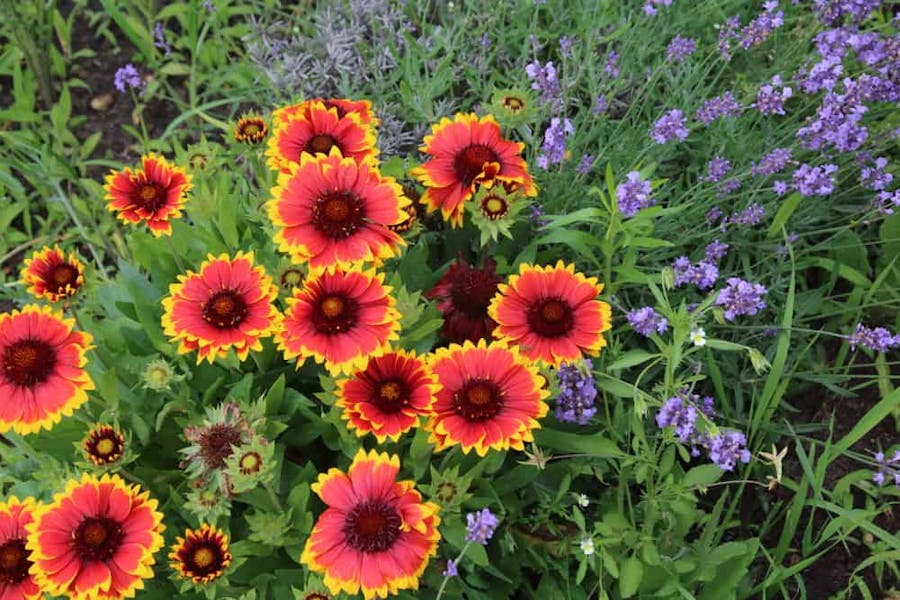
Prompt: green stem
<box><xmin>165</xmin><ymin>234</ymin><xmax>186</xmax><ymax>273</ymax></box>
<box><xmin>53</xmin><ymin>183</ymin><xmax>111</xmax><ymax>281</ymax></box>
<box><xmin>435</xmin><ymin>541</ymin><xmax>472</xmax><ymax>600</ymax></box>
<box><xmin>264</xmin><ymin>482</ymin><xmax>283</xmax><ymax>512</ymax></box>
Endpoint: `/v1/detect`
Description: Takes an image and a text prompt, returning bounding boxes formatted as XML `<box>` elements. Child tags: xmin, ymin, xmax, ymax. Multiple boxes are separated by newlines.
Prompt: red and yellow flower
<box><xmin>161</xmin><ymin>252</ymin><xmax>281</xmax><ymax>364</ymax></box>
<box><xmin>268</xmin><ymin>149</ymin><xmax>408</xmax><ymax>272</ymax></box>
<box><xmin>0</xmin><ymin>305</ymin><xmax>94</xmax><ymax>435</ymax></box>
<box><xmin>273</xmin><ymin>98</ymin><xmax>378</xmax><ymax>128</ymax></box>
<box><xmin>425</xmin><ymin>339</ymin><xmax>549</xmax><ymax>456</ymax></box>
<box><xmin>410</xmin><ymin>113</ymin><xmax>536</xmax><ymax>227</ymax></box>
<box><xmin>169</xmin><ymin>524</ymin><xmax>231</xmax><ymax>585</ymax></box>
<box><xmin>300</xmin><ymin>449</ymin><xmax>440</xmax><ymax>599</ymax></box>
<box><xmin>277</xmin><ymin>268</ymin><xmax>400</xmax><ymax>376</ymax></box>
<box><xmin>104</xmin><ymin>153</ymin><xmax>192</xmax><ymax>236</ymax></box>
<box><xmin>0</xmin><ymin>497</ymin><xmax>42</xmax><ymax>600</ymax></box>
<box><xmin>425</xmin><ymin>256</ymin><xmax>501</xmax><ymax>344</ymax></box>
<box><xmin>488</xmin><ymin>261</ymin><xmax>612</xmax><ymax>367</ymax></box>
<box><xmin>20</xmin><ymin>246</ymin><xmax>85</xmax><ymax>303</ymax></box>
<box><xmin>233</xmin><ymin>114</ymin><xmax>268</xmax><ymax>144</ymax></box>
<box><xmin>25</xmin><ymin>473</ymin><xmax>165</xmax><ymax>600</ymax></box>
<box><xmin>266</xmin><ymin>100</ymin><xmax>378</xmax><ymax>173</ymax></box>
<box><xmin>336</xmin><ymin>349</ymin><xmax>439</xmax><ymax>442</ymax></box>
<box><xmin>82</xmin><ymin>424</ymin><xmax>126</xmax><ymax>466</ymax></box>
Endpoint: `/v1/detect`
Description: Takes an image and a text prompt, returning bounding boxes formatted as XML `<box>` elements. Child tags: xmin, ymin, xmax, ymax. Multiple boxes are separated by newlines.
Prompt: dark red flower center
<box><xmin>199</xmin><ymin>424</ymin><xmax>243</xmax><ymax>469</ymax></box>
<box><xmin>178</xmin><ymin>534</ymin><xmax>228</xmax><ymax>580</ymax></box>
<box><xmin>344</xmin><ymin>499</ymin><xmax>401</xmax><ymax>553</ymax></box>
<box><xmin>449</xmin><ymin>267</ymin><xmax>500</xmax><ymax>319</ymax></box>
<box><xmin>312</xmin><ymin>191</ymin><xmax>366</xmax><ymax>239</ymax></box>
<box><xmin>202</xmin><ymin>291</ymin><xmax>249</xmax><ymax>329</ymax></box>
<box><xmin>237</xmin><ymin>119</ymin><xmax>266</xmax><ymax>142</ymax></box>
<box><xmin>48</xmin><ymin>263</ymin><xmax>80</xmax><ymax>293</ymax></box>
<box><xmin>85</xmin><ymin>428</ymin><xmax>125</xmax><ymax>464</ymax></box>
<box><xmin>305</xmin><ymin>134</ymin><xmax>339</xmax><ymax>156</ymax></box>
<box><xmin>0</xmin><ymin>538</ymin><xmax>30</xmax><ymax>585</ymax></box>
<box><xmin>134</xmin><ymin>182</ymin><xmax>167</xmax><ymax>212</ymax></box>
<box><xmin>480</xmin><ymin>194</ymin><xmax>508</xmax><ymax>220</ymax></box>
<box><xmin>303</xmin><ymin>593</ymin><xmax>330</xmax><ymax>600</ymax></box>
<box><xmin>371</xmin><ymin>379</ymin><xmax>409</xmax><ymax>414</ymax></box>
<box><xmin>73</xmin><ymin>517</ymin><xmax>124</xmax><ymax>562</ymax></box>
<box><xmin>238</xmin><ymin>451</ymin><xmax>262</xmax><ymax>474</ymax></box>
<box><xmin>454</xmin><ymin>144</ymin><xmax>500</xmax><ymax>187</ymax></box>
<box><xmin>312</xmin><ymin>294</ymin><xmax>359</xmax><ymax>335</ymax></box>
<box><xmin>3</xmin><ymin>339</ymin><xmax>56</xmax><ymax>388</ymax></box>
<box><xmin>503</xmin><ymin>96</ymin><xmax>526</xmax><ymax>113</ymax></box>
<box><xmin>454</xmin><ymin>378</ymin><xmax>503</xmax><ymax>422</ymax></box>
<box><xmin>323</xmin><ymin>100</ymin><xmax>348</xmax><ymax>118</ymax></box>
<box><xmin>527</xmin><ymin>297</ymin><xmax>575</xmax><ymax>338</ymax></box>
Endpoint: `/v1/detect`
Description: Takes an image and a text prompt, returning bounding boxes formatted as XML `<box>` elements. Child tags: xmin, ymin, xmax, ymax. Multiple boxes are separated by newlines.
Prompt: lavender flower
<box><xmin>875</xmin><ymin>190</ymin><xmax>900</xmax><ymax>215</ymax></box>
<box><xmin>153</xmin><ymin>22</ymin><xmax>172</xmax><ymax>55</ymax></box>
<box><xmin>717</xmin><ymin>16</ymin><xmax>741</xmax><ymax>60</ymax></box>
<box><xmin>559</xmin><ymin>36</ymin><xmax>574</xmax><ymax>58</ymax></box>
<box><xmin>555</xmin><ymin>360</ymin><xmax>598</xmax><ymax>424</ymax></box>
<box><xmin>525</xmin><ymin>60</ymin><xmax>562</xmax><ymax>108</ymax></box>
<box><xmin>529</xmin><ymin>204</ymin><xmax>548</xmax><ymax>228</ymax></box>
<box><xmin>643</xmin><ymin>0</ymin><xmax>673</xmax><ymax>16</ymax></box>
<box><xmin>774</xmin><ymin>180</ymin><xmax>789</xmax><ymax>195</ymax></box>
<box><xmin>705</xmin><ymin>240</ymin><xmax>729</xmax><ymax>263</ymax></box>
<box><xmin>627</xmin><ymin>307</ymin><xmax>668</xmax><ymax>337</ymax></box>
<box><xmin>667</xmin><ymin>35</ymin><xmax>696</xmax><ymax>62</ymax></box>
<box><xmin>673</xmin><ymin>257</ymin><xmax>719</xmax><ymax>290</ymax></box>
<box><xmin>442</xmin><ymin>559</ymin><xmax>459</xmax><ymax>577</ymax></box>
<box><xmin>537</xmin><ymin>118</ymin><xmax>574</xmax><ymax>169</ymax></box>
<box><xmin>872</xmin><ymin>450</ymin><xmax>900</xmax><ymax>487</ymax></box>
<box><xmin>113</xmin><ymin>64</ymin><xmax>142</xmax><ymax>92</ymax></box>
<box><xmin>706</xmin><ymin>206</ymin><xmax>724</xmax><ymax>224</ymax></box>
<box><xmin>703</xmin><ymin>157</ymin><xmax>732</xmax><ymax>183</ymax></box>
<box><xmin>656</xmin><ymin>397</ymin><xmax>698</xmax><ymax>443</ymax></box>
<box><xmin>696</xmin><ymin>92</ymin><xmax>742</xmax><ymax>125</ymax></box>
<box><xmin>792</xmin><ymin>163</ymin><xmax>838</xmax><ymax>196</ymax></box>
<box><xmin>465</xmin><ymin>509</ymin><xmax>500</xmax><ymax>545</ymax></box>
<box><xmin>798</xmin><ymin>57</ymin><xmax>843</xmax><ymax>94</ymax></box>
<box><xmin>754</xmin><ymin>75</ymin><xmax>793</xmax><ymax>115</ymax></box>
<box><xmin>576</xmin><ymin>154</ymin><xmax>593</xmax><ymax>175</ymax></box>
<box><xmin>616</xmin><ymin>171</ymin><xmax>655</xmax><ymax>217</ymax></box>
<box><xmin>650</xmin><ymin>109</ymin><xmax>689</xmax><ymax>144</ymax></box>
<box><xmin>813</xmin><ymin>0</ymin><xmax>880</xmax><ymax>25</ymax></box>
<box><xmin>751</xmin><ymin>148</ymin><xmax>793</xmax><ymax>177</ymax></box>
<box><xmin>717</xmin><ymin>178</ymin><xmax>741</xmax><ymax>198</ymax></box>
<box><xmin>847</xmin><ymin>323</ymin><xmax>900</xmax><ymax>353</ymax></box>
<box><xmin>860</xmin><ymin>157</ymin><xmax>893</xmax><ymax>191</ymax></box>
<box><xmin>739</xmin><ymin>1</ymin><xmax>784</xmax><ymax>50</ymax></box>
<box><xmin>707</xmin><ymin>431</ymin><xmax>751</xmax><ymax>471</ymax></box>
<box><xmin>592</xmin><ymin>95</ymin><xmax>608</xmax><ymax>115</ymax></box>
<box><xmin>715</xmin><ymin>277</ymin><xmax>767</xmax><ymax>320</ymax></box>
<box><xmin>728</xmin><ymin>203</ymin><xmax>767</xmax><ymax>227</ymax></box>
<box><xmin>796</xmin><ymin>90</ymin><xmax>868</xmax><ymax>153</ymax></box>
<box><xmin>603</xmin><ymin>50</ymin><xmax>619</xmax><ymax>79</ymax></box>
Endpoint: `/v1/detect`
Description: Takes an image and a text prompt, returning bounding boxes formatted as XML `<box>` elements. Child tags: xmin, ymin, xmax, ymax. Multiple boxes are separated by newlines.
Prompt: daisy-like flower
<box><xmin>425</xmin><ymin>256</ymin><xmax>502</xmax><ymax>344</ymax></box>
<box><xmin>26</xmin><ymin>473</ymin><xmax>165</xmax><ymax>600</ymax></box>
<box><xmin>278</xmin><ymin>268</ymin><xmax>400</xmax><ymax>376</ymax></box>
<box><xmin>0</xmin><ymin>497</ymin><xmax>42</xmax><ymax>600</ymax></box>
<box><xmin>104</xmin><ymin>153</ymin><xmax>192</xmax><ymax>236</ymax></box>
<box><xmin>232</xmin><ymin>114</ymin><xmax>268</xmax><ymax>144</ymax></box>
<box><xmin>466</xmin><ymin>182</ymin><xmax>530</xmax><ymax>246</ymax></box>
<box><xmin>411</xmin><ymin>113</ymin><xmax>537</xmax><ymax>227</ymax></box>
<box><xmin>83</xmin><ymin>424</ymin><xmax>126</xmax><ymax>466</ymax></box>
<box><xmin>161</xmin><ymin>251</ymin><xmax>281</xmax><ymax>364</ymax></box>
<box><xmin>0</xmin><ymin>305</ymin><xmax>94</xmax><ymax>435</ymax></box>
<box><xmin>488</xmin><ymin>261</ymin><xmax>612</xmax><ymax>367</ymax></box>
<box><xmin>336</xmin><ymin>349</ymin><xmax>440</xmax><ymax>442</ymax></box>
<box><xmin>267</xmin><ymin>149</ymin><xmax>408</xmax><ymax>272</ymax></box>
<box><xmin>273</xmin><ymin>98</ymin><xmax>379</xmax><ymax>128</ymax></box>
<box><xmin>169</xmin><ymin>524</ymin><xmax>232</xmax><ymax>585</ymax></box>
<box><xmin>266</xmin><ymin>100</ymin><xmax>378</xmax><ymax>174</ymax></box>
<box><xmin>690</xmin><ymin>327</ymin><xmax>707</xmax><ymax>347</ymax></box>
<box><xmin>20</xmin><ymin>245</ymin><xmax>85</xmax><ymax>302</ymax></box>
<box><xmin>300</xmin><ymin>449</ymin><xmax>441</xmax><ymax>599</ymax></box>
<box><xmin>425</xmin><ymin>339</ymin><xmax>549</xmax><ymax>456</ymax></box>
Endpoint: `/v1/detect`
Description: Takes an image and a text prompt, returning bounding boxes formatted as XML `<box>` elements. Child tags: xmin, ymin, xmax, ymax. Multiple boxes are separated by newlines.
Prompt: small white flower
<box><xmin>576</xmin><ymin>493</ymin><xmax>589</xmax><ymax>508</ymax></box>
<box><xmin>580</xmin><ymin>536</ymin><xmax>595</xmax><ymax>556</ymax></box>
<box><xmin>690</xmin><ymin>327</ymin><xmax>706</xmax><ymax>347</ymax></box>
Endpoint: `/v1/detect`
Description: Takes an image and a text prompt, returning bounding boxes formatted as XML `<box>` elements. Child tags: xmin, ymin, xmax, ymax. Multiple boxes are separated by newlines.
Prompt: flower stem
<box><xmin>435</xmin><ymin>541</ymin><xmax>472</xmax><ymax>600</ymax></box>
<box><xmin>264</xmin><ymin>482</ymin><xmax>283</xmax><ymax>512</ymax></box>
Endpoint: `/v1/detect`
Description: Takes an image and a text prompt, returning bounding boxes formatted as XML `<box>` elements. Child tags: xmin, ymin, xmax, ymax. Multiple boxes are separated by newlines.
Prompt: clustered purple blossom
<box><xmin>874</xmin><ymin>190</ymin><xmax>900</xmax><ymax>215</ymax></box>
<box><xmin>796</xmin><ymin>91</ymin><xmax>868</xmax><ymax>152</ymax></box>
<box><xmin>705</xmin><ymin>239</ymin><xmax>729</xmax><ymax>263</ymax></box>
<box><xmin>576</xmin><ymin>154</ymin><xmax>593</xmax><ymax>175</ymax></box>
<box><xmin>642</xmin><ymin>0</ymin><xmax>673</xmax><ymax>16</ymax></box>
<box><xmin>715</xmin><ymin>277</ymin><xmax>768</xmax><ymax>321</ymax></box>
<box><xmin>555</xmin><ymin>360</ymin><xmax>598</xmax><ymax>424</ymax></box>
<box><xmin>465</xmin><ymin>509</ymin><xmax>500</xmax><ymax>545</ymax></box>
<box><xmin>592</xmin><ymin>95</ymin><xmax>608</xmax><ymax>115</ymax></box>
<box><xmin>718</xmin><ymin>2</ymin><xmax>783</xmax><ymax>59</ymax></box>
<box><xmin>673</xmin><ymin>257</ymin><xmax>719</xmax><ymax>290</ymax></box>
<box><xmin>791</xmin><ymin>163</ymin><xmax>838</xmax><ymax>196</ymax></box>
<box><xmin>696</xmin><ymin>92</ymin><xmax>742</xmax><ymax>125</ymax></box>
<box><xmin>813</xmin><ymin>0</ymin><xmax>880</xmax><ymax>26</ymax></box>
<box><xmin>529</xmin><ymin>205</ymin><xmax>548</xmax><ymax>229</ymax></box>
<box><xmin>750</xmin><ymin>148</ymin><xmax>793</xmax><ymax>177</ymax></box>
<box><xmin>727</xmin><ymin>203</ymin><xmax>767</xmax><ymax>228</ymax></box>
<box><xmin>703</xmin><ymin>157</ymin><xmax>732</xmax><ymax>183</ymax></box>
<box><xmin>706</xmin><ymin>206</ymin><xmax>724</xmax><ymax>224</ymax></box>
<box><xmin>667</xmin><ymin>35</ymin><xmax>696</xmax><ymax>63</ymax></box>
<box><xmin>627</xmin><ymin>307</ymin><xmax>668</xmax><ymax>337</ymax></box>
<box><xmin>650</xmin><ymin>109</ymin><xmax>689</xmax><ymax>144</ymax></box>
<box><xmin>872</xmin><ymin>451</ymin><xmax>900</xmax><ymax>487</ymax></box>
<box><xmin>798</xmin><ymin>57</ymin><xmax>843</xmax><ymax>94</ymax></box>
<box><xmin>537</xmin><ymin>118</ymin><xmax>574</xmax><ymax>169</ymax></box>
<box><xmin>153</xmin><ymin>22</ymin><xmax>172</xmax><ymax>55</ymax></box>
<box><xmin>442</xmin><ymin>559</ymin><xmax>459</xmax><ymax>577</ymax></box>
<box><xmin>616</xmin><ymin>171</ymin><xmax>655</xmax><ymax>217</ymax></box>
<box><xmin>754</xmin><ymin>75</ymin><xmax>793</xmax><ymax>115</ymax></box>
<box><xmin>656</xmin><ymin>393</ymin><xmax>750</xmax><ymax>471</ymax></box>
<box><xmin>525</xmin><ymin>60</ymin><xmax>562</xmax><ymax>109</ymax></box>
<box><xmin>603</xmin><ymin>50</ymin><xmax>620</xmax><ymax>79</ymax></box>
<box><xmin>559</xmin><ymin>36</ymin><xmax>574</xmax><ymax>58</ymax></box>
<box><xmin>113</xmin><ymin>64</ymin><xmax>142</xmax><ymax>92</ymax></box>
<box><xmin>847</xmin><ymin>323</ymin><xmax>900</xmax><ymax>353</ymax></box>
<box><xmin>860</xmin><ymin>157</ymin><xmax>893</xmax><ymax>191</ymax></box>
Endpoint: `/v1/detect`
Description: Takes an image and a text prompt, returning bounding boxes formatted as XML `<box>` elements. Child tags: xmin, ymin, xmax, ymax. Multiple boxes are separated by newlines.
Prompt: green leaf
<box><xmin>265</xmin><ymin>375</ymin><xmax>286</xmax><ymax>415</ymax></box>
<box><xmin>533</xmin><ymin>429</ymin><xmax>621</xmax><ymax>457</ymax></box>
<box><xmin>682</xmin><ymin>464</ymin><xmax>724</xmax><ymax>489</ymax></box>
<box><xmin>619</xmin><ymin>557</ymin><xmax>643</xmax><ymax>598</ymax></box>
<box><xmin>795</xmin><ymin>256</ymin><xmax>870</xmax><ymax>287</ymax></box>
<box><xmin>607</xmin><ymin>350</ymin><xmax>658</xmax><ymax>370</ymax></box>
<box><xmin>767</xmin><ymin>192</ymin><xmax>803</xmax><ymax>237</ymax></box>
<box><xmin>827</xmin><ymin>387</ymin><xmax>900</xmax><ymax>461</ymax></box>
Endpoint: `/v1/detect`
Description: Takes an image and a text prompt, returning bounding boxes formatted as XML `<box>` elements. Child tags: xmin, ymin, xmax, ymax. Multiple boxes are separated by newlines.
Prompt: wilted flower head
<box><xmin>181</xmin><ymin>402</ymin><xmax>259</xmax><ymax>494</ymax></box>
